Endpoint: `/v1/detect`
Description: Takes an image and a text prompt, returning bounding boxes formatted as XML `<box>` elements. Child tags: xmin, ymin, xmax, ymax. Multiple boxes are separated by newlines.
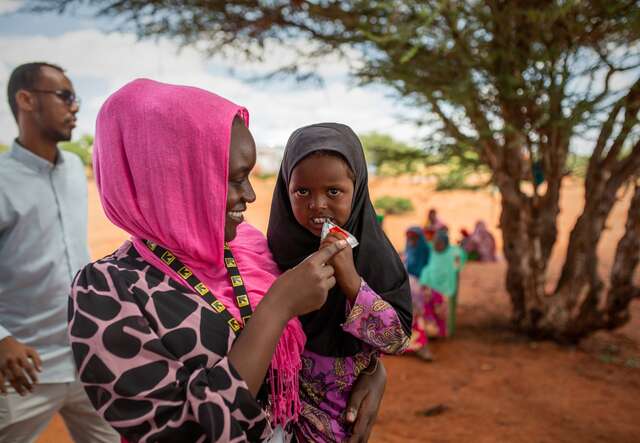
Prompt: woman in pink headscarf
<box><xmin>67</xmin><ymin>79</ymin><xmax>384</xmax><ymax>442</ymax></box>
<box><xmin>462</xmin><ymin>221</ymin><xmax>497</xmax><ymax>262</ymax></box>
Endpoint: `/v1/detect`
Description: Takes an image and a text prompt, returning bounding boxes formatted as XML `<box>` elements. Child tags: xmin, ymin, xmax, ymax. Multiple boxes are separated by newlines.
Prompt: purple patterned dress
<box><xmin>296</xmin><ymin>283</ymin><xmax>409</xmax><ymax>442</ymax></box>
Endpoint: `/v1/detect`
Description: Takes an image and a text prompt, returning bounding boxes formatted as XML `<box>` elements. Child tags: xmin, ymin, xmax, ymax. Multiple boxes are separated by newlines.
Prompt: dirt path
<box><xmin>39</xmin><ymin>177</ymin><xmax>640</xmax><ymax>443</ymax></box>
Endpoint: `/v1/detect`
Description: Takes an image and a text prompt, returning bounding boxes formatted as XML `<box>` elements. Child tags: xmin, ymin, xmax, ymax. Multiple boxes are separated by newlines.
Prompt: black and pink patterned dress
<box><xmin>68</xmin><ymin>241</ymin><xmax>271</xmax><ymax>442</ymax></box>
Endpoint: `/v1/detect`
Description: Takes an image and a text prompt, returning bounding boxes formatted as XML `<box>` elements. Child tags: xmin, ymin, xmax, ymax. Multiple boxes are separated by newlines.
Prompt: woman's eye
<box><xmin>295</xmin><ymin>189</ymin><xmax>309</xmax><ymax>197</ymax></box>
<box><xmin>328</xmin><ymin>188</ymin><xmax>341</xmax><ymax>196</ymax></box>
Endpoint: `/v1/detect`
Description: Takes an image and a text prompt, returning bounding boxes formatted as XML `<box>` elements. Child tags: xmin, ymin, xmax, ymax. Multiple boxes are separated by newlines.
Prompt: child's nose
<box><xmin>309</xmin><ymin>196</ymin><xmax>328</xmax><ymax>209</ymax></box>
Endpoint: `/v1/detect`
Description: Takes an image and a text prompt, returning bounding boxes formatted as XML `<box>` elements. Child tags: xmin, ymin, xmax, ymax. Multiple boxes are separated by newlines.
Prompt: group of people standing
<box><xmin>1</xmin><ymin>63</ymin><xmax>413</xmax><ymax>442</ymax></box>
<box><xmin>402</xmin><ymin>209</ymin><xmax>497</xmax><ymax>361</ymax></box>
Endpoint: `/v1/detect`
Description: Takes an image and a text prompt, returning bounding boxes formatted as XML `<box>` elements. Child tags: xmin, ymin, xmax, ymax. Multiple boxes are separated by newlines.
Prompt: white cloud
<box><xmin>0</xmin><ymin>28</ymin><xmax>424</xmax><ymax>148</ymax></box>
<box><xmin>0</xmin><ymin>1</ymin><xmax>23</xmax><ymax>15</ymax></box>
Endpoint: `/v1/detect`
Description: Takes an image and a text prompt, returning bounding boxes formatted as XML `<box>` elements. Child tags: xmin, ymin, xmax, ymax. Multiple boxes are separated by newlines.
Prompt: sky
<box><xmin>0</xmin><ymin>1</ymin><xmax>422</xmax><ymax>148</ymax></box>
<box><xmin>1</xmin><ymin>2</ymin><xmax>637</xmax><ymax>155</ymax></box>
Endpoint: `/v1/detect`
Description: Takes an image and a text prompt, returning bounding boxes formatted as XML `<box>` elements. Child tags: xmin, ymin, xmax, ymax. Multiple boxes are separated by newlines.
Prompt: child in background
<box><xmin>403</xmin><ymin>226</ymin><xmax>437</xmax><ymax>361</ymax></box>
<box><xmin>420</xmin><ymin>229</ymin><xmax>466</xmax><ymax>340</ymax></box>
<box><xmin>424</xmin><ymin>208</ymin><xmax>447</xmax><ymax>241</ymax></box>
<box><xmin>267</xmin><ymin>123</ymin><xmax>412</xmax><ymax>442</ymax></box>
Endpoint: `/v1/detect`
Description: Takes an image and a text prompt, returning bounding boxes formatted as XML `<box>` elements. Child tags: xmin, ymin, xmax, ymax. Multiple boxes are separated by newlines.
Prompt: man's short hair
<box><xmin>7</xmin><ymin>62</ymin><xmax>65</xmax><ymax>121</ymax></box>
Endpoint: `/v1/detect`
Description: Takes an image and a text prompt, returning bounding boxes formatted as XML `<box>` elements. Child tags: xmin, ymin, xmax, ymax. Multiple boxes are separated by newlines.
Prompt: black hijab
<box><xmin>267</xmin><ymin>123</ymin><xmax>412</xmax><ymax>357</ymax></box>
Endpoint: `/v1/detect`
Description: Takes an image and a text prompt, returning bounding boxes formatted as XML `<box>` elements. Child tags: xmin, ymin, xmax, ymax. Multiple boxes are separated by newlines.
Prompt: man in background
<box><xmin>0</xmin><ymin>62</ymin><xmax>118</xmax><ymax>442</ymax></box>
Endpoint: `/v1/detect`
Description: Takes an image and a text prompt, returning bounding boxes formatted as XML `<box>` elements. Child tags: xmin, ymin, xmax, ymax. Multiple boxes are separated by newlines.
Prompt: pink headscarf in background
<box><xmin>94</xmin><ymin>78</ymin><xmax>305</xmax><ymax>426</ymax></box>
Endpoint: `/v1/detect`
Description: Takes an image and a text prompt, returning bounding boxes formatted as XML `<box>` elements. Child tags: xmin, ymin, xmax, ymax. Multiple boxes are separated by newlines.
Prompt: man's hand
<box><xmin>0</xmin><ymin>336</ymin><xmax>42</xmax><ymax>395</ymax></box>
<box><xmin>346</xmin><ymin>357</ymin><xmax>387</xmax><ymax>443</ymax></box>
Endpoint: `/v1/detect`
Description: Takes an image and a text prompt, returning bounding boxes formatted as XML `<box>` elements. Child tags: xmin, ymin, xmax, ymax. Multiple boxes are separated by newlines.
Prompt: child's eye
<box><xmin>294</xmin><ymin>188</ymin><xmax>309</xmax><ymax>197</ymax></box>
<box><xmin>328</xmin><ymin>188</ymin><xmax>342</xmax><ymax>197</ymax></box>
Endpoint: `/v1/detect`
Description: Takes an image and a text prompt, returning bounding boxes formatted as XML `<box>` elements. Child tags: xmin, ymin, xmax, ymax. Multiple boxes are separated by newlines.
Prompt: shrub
<box><xmin>374</xmin><ymin>196</ymin><xmax>414</xmax><ymax>215</ymax></box>
<box><xmin>435</xmin><ymin>169</ymin><xmax>482</xmax><ymax>191</ymax></box>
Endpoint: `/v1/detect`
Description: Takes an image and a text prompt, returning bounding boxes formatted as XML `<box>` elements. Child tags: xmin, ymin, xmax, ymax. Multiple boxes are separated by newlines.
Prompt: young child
<box><xmin>267</xmin><ymin>123</ymin><xmax>412</xmax><ymax>442</ymax></box>
<box><xmin>403</xmin><ymin>226</ymin><xmax>437</xmax><ymax>361</ymax></box>
<box><xmin>419</xmin><ymin>229</ymin><xmax>466</xmax><ymax>339</ymax></box>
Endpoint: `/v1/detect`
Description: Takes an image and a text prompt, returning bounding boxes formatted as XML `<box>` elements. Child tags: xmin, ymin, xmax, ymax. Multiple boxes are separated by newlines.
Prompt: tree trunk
<box><xmin>498</xmin><ymin>82</ymin><xmax>640</xmax><ymax>341</ymax></box>
<box><xmin>501</xmin><ymin>177</ymin><xmax>640</xmax><ymax>342</ymax></box>
<box><xmin>494</xmin><ymin>144</ymin><xmax>561</xmax><ymax>336</ymax></box>
<box><xmin>500</xmin><ymin>191</ymin><xmax>545</xmax><ymax>332</ymax></box>
<box><xmin>605</xmin><ymin>182</ymin><xmax>640</xmax><ymax>328</ymax></box>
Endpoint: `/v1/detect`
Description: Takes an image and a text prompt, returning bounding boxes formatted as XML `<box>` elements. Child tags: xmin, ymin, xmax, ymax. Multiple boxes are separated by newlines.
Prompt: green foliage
<box><xmin>40</xmin><ymin>0</ymin><xmax>640</xmax><ymax>183</ymax></box>
<box><xmin>566</xmin><ymin>153</ymin><xmax>590</xmax><ymax>178</ymax></box>
<box><xmin>436</xmin><ymin>169</ymin><xmax>482</xmax><ymax>191</ymax></box>
<box><xmin>374</xmin><ymin>196</ymin><xmax>414</xmax><ymax>215</ymax></box>
<box><xmin>59</xmin><ymin>134</ymin><xmax>93</xmax><ymax>167</ymax></box>
<box><xmin>360</xmin><ymin>132</ymin><xmax>430</xmax><ymax>176</ymax></box>
<box><xmin>255</xmin><ymin>172</ymin><xmax>276</xmax><ymax>180</ymax></box>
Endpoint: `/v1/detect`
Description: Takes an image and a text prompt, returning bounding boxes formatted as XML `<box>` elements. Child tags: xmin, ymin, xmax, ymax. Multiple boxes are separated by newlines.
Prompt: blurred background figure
<box><xmin>461</xmin><ymin>220</ymin><xmax>497</xmax><ymax>262</ymax></box>
<box><xmin>0</xmin><ymin>62</ymin><xmax>118</xmax><ymax>443</ymax></box>
<box><xmin>419</xmin><ymin>229</ymin><xmax>466</xmax><ymax>350</ymax></box>
<box><xmin>403</xmin><ymin>226</ymin><xmax>436</xmax><ymax>361</ymax></box>
<box><xmin>424</xmin><ymin>208</ymin><xmax>447</xmax><ymax>241</ymax></box>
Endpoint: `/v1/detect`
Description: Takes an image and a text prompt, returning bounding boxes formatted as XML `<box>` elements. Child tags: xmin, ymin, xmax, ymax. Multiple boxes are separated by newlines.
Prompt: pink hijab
<box><xmin>94</xmin><ymin>78</ymin><xmax>305</xmax><ymax>426</ymax></box>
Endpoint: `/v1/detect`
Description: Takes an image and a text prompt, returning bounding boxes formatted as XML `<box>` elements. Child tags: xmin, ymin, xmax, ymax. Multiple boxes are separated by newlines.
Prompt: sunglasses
<box><xmin>29</xmin><ymin>89</ymin><xmax>81</xmax><ymax>107</ymax></box>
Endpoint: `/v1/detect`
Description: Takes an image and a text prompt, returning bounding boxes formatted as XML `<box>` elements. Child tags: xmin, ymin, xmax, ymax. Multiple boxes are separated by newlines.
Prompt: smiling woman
<box><xmin>66</xmin><ymin>79</ymin><xmax>387</xmax><ymax>443</ymax></box>
<box><xmin>225</xmin><ymin>117</ymin><xmax>257</xmax><ymax>241</ymax></box>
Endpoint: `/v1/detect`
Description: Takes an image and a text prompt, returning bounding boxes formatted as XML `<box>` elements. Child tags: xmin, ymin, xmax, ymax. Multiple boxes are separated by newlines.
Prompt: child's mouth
<box><xmin>310</xmin><ymin>216</ymin><xmax>334</xmax><ymax>230</ymax></box>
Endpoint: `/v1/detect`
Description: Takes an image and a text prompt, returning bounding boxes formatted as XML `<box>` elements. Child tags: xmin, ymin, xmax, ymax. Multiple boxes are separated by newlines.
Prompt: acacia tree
<box><xmin>37</xmin><ymin>0</ymin><xmax>640</xmax><ymax>342</ymax></box>
<box><xmin>359</xmin><ymin>132</ymin><xmax>431</xmax><ymax>175</ymax></box>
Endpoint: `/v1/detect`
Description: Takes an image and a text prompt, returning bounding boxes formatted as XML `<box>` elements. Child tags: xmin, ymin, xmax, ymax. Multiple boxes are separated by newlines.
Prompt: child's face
<box><xmin>288</xmin><ymin>154</ymin><xmax>355</xmax><ymax>237</ymax></box>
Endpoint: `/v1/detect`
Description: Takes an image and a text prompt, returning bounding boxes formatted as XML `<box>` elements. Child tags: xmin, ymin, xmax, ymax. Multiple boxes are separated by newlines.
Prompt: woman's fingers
<box><xmin>308</xmin><ymin>240</ymin><xmax>347</xmax><ymax>266</ymax></box>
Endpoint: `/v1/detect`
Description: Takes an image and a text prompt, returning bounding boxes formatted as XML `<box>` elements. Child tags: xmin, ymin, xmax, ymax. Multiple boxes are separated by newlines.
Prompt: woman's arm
<box><xmin>68</xmin><ymin>265</ymin><xmax>270</xmax><ymax>443</ymax></box>
<box><xmin>228</xmin><ymin>240</ymin><xmax>347</xmax><ymax>394</ymax></box>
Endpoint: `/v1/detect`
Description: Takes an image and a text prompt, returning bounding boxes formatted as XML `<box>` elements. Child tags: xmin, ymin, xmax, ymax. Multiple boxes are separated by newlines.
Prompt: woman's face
<box><xmin>288</xmin><ymin>154</ymin><xmax>355</xmax><ymax>237</ymax></box>
<box><xmin>225</xmin><ymin>121</ymin><xmax>257</xmax><ymax>242</ymax></box>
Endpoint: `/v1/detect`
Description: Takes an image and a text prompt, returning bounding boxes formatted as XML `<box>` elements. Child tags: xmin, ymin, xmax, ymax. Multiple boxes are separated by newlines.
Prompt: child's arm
<box><xmin>341</xmin><ymin>280</ymin><xmax>410</xmax><ymax>354</ymax></box>
<box><xmin>320</xmin><ymin>232</ymin><xmax>361</xmax><ymax>302</ymax></box>
<box><xmin>320</xmin><ymin>232</ymin><xmax>409</xmax><ymax>354</ymax></box>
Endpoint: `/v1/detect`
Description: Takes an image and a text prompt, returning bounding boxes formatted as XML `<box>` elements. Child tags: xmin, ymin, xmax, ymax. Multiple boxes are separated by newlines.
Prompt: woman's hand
<box><xmin>230</xmin><ymin>240</ymin><xmax>348</xmax><ymax>395</ymax></box>
<box><xmin>346</xmin><ymin>357</ymin><xmax>387</xmax><ymax>443</ymax></box>
<box><xmin>321</xmin><ymin>232</ymin><xmax>361</xmax><ymax>301</ymax></box>
<box><xmin>267</xmin><ymin>239</ymin><xmax>348</xmax><ymax>319</ymax></box>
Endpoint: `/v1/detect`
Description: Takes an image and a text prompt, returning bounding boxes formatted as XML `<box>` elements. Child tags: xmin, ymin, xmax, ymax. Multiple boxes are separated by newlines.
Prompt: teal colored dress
<box><xmin>419</xmin><ymin>244</ymin><xmax>466</xmax><ymax>297</ymax></box>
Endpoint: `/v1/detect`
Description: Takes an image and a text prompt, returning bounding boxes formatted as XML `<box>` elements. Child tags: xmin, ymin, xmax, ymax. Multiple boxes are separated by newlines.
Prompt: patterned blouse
<box><xmin>68</xmin><ymin>241</ymin><xmax>409</xmax><ymax>442</ymax></box>
<box><xmin>296</xmin><ymin>283</ymin><xmax>409</xmax><ymax>442</ymax></box>
<box><xmin>68</xmin><ymin>241</ymin><xmax>270</xmax><ymax>442</ymax></box>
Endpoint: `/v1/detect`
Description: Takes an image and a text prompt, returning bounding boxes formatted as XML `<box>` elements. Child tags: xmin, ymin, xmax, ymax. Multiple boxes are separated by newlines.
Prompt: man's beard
<box><xmin>45</xmin><ymin>125</ymin><xmax>72</xmax><ymax>143</ymax></box>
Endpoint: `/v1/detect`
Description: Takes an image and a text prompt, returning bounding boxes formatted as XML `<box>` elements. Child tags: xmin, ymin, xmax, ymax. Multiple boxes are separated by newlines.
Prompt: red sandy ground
<box><xmin>38</xmin><ymin>176</ymin><xmax>640</xmax><ymax>443</ymax></box>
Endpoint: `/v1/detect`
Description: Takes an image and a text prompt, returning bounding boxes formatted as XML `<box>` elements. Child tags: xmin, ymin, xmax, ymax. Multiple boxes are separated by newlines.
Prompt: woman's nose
<box><xmin>243</xmin><ymin>180</ymin><xmax>256</xmax><ymax>203</ymax></box>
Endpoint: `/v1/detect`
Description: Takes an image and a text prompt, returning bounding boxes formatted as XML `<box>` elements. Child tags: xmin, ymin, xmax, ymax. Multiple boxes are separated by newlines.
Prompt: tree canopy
<box><xmin>34</xmin><ymin>0</ymin><xmax>640</xmax><ymax>341</ymax></box>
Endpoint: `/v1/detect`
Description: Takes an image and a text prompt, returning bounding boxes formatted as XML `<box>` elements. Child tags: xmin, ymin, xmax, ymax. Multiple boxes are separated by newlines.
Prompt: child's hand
<box><xmin>321</xmin><ymin>232</ymin><xmax>361</xmax><ymax>301</ymax></box>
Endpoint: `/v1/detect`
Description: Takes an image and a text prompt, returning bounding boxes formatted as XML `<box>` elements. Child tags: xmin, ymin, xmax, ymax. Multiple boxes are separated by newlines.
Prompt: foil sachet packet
<box><xmin>321</xmin><ymin>220</ymin><xmax>359</xmax><ymax>248</ymax></box>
